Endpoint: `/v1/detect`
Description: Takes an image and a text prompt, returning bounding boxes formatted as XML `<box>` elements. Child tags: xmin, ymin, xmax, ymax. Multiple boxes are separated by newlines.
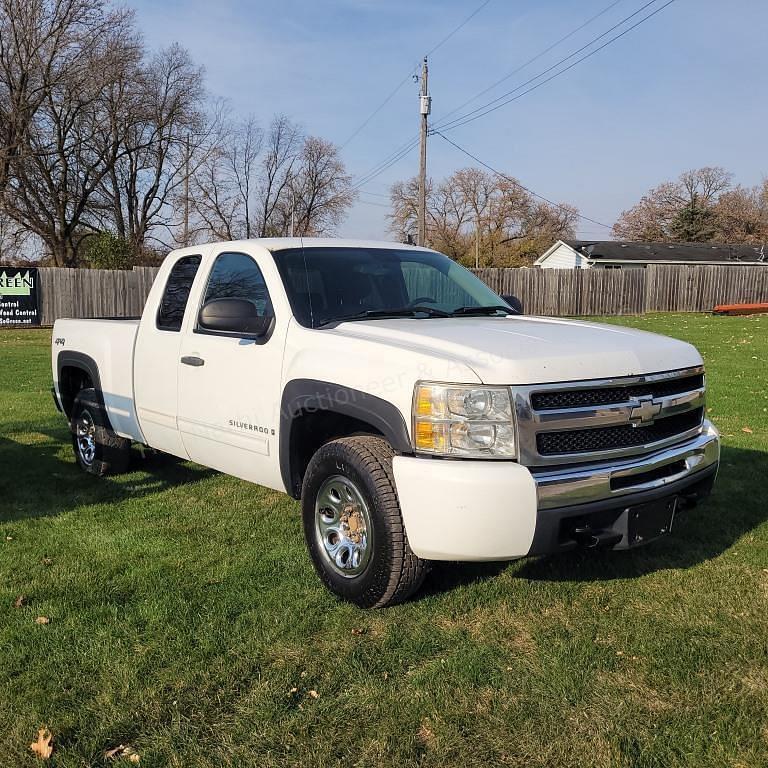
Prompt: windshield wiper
<box><xmin>450</xmin><ymin>305</ymin><xmax>516</xmax><ymax>317</ymax></box>
<box><xmin>318</xmin><ymin>305</ymin><xmax>451</xmax><ymax>327</ymax></box>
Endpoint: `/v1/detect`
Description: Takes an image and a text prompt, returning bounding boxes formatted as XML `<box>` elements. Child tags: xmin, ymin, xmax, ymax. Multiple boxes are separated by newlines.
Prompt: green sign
<box><xmin>0</xmin><ymin>268</ymin><xmax>40</xmax><ymax>325</ymax></box>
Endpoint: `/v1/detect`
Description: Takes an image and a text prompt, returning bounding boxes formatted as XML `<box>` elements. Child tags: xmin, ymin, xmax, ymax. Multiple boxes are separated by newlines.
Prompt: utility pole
<box><xmin>183</xmin><ymin>134</ymin><xmax>190</xmax><ymax>247</ymax></box>
<box><xmin>417</xmin><ymin>57</ymin><xmax>430</xmax><ymax>247</ymax></box>
<box><xmin>475</xmin><ymin>215</ymin><xmax>480</xmax><ymax>269</ymax></box>
<box><xmin>290</xmin><ymin>188</ymin><xmax>296</xmax><ymax>238</ymax></box>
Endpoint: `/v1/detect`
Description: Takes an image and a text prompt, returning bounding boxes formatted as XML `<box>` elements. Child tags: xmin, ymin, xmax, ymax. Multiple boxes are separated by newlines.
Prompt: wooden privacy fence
<box><xmin>473</xmin><ymin>264</ymin><xmax>768</xmax><ymax>316</ymax></box>
<box><xmin>30</xmin><ymin>263</ymin><xmax>768</xmax><ymax>325</ymax></box>
<box><xmin>37</xmin><ymin>266</ymin><xmax>159</xmax><ymax>326</ymax></box>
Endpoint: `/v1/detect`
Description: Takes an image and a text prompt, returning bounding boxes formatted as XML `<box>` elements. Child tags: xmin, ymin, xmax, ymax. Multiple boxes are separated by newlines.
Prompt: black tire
<box><xmin>70</xmin><ymin>387</ymin><xmax>131</xmax><ymax>476</ymax></box>
<box><xmin>301</xmin><ymin>436</ymin><xmax>428</xmax><ymax>608</ymax></box>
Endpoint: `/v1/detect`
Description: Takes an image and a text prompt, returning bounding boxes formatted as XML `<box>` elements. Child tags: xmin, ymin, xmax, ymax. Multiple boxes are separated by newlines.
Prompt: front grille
<box><xmin>530</xmin><ymin>373</ymin><xmax>704</xmax><ymax>411</ymax></box>
<box><xmin>537</xmin><ymin>408</ymin><xmax>703</xmax><ymax>456</ymax></box>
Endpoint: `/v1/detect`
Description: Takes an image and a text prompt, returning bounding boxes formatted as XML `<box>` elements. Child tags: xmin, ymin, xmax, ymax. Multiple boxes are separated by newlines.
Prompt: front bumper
<box><xmin>392</xmin><ymin>420</ymin><xmax>720</xmax><ymax>561</ymax></box>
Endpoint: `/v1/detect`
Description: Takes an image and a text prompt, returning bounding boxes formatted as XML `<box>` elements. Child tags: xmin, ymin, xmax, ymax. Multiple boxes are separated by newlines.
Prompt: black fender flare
<box><xmin>279</xmin><ymin>379</ymin><xmax>412</xmax><ymax>497</ymax></box>
<box><xmin>56</xmin><ymin>351</ymin><xmax>104</xmax><ymax>416</ymax></box>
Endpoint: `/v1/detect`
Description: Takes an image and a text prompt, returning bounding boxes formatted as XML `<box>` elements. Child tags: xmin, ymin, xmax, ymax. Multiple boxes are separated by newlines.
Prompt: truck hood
<box><xmin>329</xmin><ymin>315</ymin><xmax>702</xmax><ymax>385</ymax></box>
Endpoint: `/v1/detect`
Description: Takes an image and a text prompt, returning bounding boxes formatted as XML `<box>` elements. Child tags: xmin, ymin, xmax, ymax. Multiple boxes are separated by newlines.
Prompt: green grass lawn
<box><xmin>1</xmin><ymin>314</ymin><xmax>767</xmax><ymax>767</ymax></box>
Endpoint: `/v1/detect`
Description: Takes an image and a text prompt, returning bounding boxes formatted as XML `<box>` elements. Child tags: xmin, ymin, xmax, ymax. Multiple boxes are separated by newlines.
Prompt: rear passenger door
<box><xmin>176</xmin><ymin>248</ymin><xmax>286</xmax><ymax>491</ymax></box>
<box><xmin>135</xmin><ymin>252</ymin><xmax>203</xmax><ymax>458</ymax></box>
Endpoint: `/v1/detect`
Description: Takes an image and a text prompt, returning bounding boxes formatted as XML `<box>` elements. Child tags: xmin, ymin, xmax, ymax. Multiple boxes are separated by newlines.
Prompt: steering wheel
<box><xmin>408</xmin><ymin>297</ymin><xmax>438</xmax><ymax>306</ymax></box>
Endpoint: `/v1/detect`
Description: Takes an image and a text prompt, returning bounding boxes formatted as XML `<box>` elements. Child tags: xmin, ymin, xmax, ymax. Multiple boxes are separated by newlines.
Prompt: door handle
<box><xmin>180</xmin><ymin>355</ymin><xmax>205</xmax><ymax>367</ymax></box>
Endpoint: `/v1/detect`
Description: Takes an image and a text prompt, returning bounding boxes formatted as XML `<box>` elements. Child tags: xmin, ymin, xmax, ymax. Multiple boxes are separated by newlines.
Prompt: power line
<box><xmin>351</xmin><ymin>137</ymin><xmax>420</xmax><ymax>191</ymax></box>
<box><xmin>339</xmin><ymin>0</ymin><xmax>493</xmax><ymax>150</ymax></box>
<box><xmin>436</xmin><ymin>0</ymin><xmax>676</xmax><ymax>133</ymax></box>
<box><xmin>339</xmin><ymin>73</ymin><xmax>416</xmax><ymax>151</ymax></box>
<box><xmin>351</xmin><ymin>0</ymin><xmax>668</xmax><ymax>195</ymax></box>
<box><xmin>433</xmin><ymin>130</ymin><xmax>614</xmax><ymax>230</ymax></box>
<box><xmin>434</xmin><ymin>0</ymin><xmax>626</xmax><ymax>128</ymax></box>
<box><xmin>359</xmin><ymin>189</ymin><xmax>391</xmax><ymax>199</ymax></box>
<box><xmin>348</xmin><ymin>0</ymin><xmax>676</xmax><ymax>203</ymax></box>
<box><xmin>425</xmin><ymin>0</ymin><xmax>493</xmax><ymax>57</ymax></box>
<box><xmin>435</xmin><ymin>0</ymin><xmax>665</xmax><ymax>131</ymax></box>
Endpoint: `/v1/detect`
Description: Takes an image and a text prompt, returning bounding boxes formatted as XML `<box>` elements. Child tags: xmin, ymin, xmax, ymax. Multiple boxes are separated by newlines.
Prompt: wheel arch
<box><xmin>280</xmin><ymin>379</ymin><xmax>412</xmax><ymax>498</ymax></box>
<box><xmin>56</xmin><ymin>351</ymin><xmax>104</xmax><ymax>418</ymax></box>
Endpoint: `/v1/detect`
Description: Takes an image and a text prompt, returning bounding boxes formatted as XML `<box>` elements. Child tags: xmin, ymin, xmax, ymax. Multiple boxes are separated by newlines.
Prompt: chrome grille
<box><xmin>513</xmin><ymin>367</ymin><xmax>706</xmax><ymax>467</ymax></box>
<box><xmin>530</xmin><ymin>373</ymin><xmax>704</xmax><ymax>411</ymax></box>
<box><xmin>537</xmin><ymin>408</ymin><xmax>704</xmax><ymax>456</ymax></box>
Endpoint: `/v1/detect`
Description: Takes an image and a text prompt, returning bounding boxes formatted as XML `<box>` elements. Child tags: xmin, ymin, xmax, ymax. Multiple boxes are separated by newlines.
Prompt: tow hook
<box><xmin>570</xmin><ymin>524</ymin><xmax>622</xmax><ymax>549</ymax></box>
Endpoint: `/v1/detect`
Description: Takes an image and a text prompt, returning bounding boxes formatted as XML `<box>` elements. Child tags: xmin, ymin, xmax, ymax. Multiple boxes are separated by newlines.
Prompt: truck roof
<box><xmin>168</xmin><ymin>237</ymin><xmax>435</xmax><ymax>259</ymax></box>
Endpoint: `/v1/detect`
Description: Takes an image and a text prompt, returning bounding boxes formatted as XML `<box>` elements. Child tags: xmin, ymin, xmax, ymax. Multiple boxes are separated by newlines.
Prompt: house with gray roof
<box><xmin>535</xmin><ymin>240</ymin><xmax>768</xmax><ymax>269</ymax></box>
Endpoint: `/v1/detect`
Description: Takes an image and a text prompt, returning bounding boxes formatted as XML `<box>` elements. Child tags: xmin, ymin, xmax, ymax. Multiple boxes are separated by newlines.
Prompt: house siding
<box><xmin>538</xmin><ymin>242</ymin><xmax>592</xmax><ymax>269</ymax></box>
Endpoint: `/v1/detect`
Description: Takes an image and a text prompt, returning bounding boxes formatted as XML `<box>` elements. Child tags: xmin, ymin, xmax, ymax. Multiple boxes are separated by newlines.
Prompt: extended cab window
<box><xmin>156</xmin><ymin>255</ymin><xmax>201</xmax><ymax>331</ymax></box>
<box><xmin>201</xmin><ymin>251</ymin><xmax>272</xmax><ymax>319</ymax></box>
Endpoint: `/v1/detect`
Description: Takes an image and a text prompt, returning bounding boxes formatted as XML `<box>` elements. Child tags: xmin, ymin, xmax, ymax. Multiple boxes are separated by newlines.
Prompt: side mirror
<box><xmin>501</xmin><ymin>294</ymin><xmax>524</xmax><ymax>314</ymax></box>
<box><xmin>198</xmin><ymin>298</ymin><xmax>272</xmax><ymax>337</ymax></box>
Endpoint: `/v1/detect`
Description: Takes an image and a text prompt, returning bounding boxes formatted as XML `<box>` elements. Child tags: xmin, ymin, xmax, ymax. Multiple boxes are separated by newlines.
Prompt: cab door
<box><xmin>176</xmin><ymin>247</ymin><xmax>286</xmax><ymax>491</ymax></box>
<box><xmin>134</xmin><ymin>252</ymin><xmax>204</xmax><ymax>458</ymax></box>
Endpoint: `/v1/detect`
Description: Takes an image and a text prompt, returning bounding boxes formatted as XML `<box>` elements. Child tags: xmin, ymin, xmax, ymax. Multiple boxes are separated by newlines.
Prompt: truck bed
<box><xmin>52</xmin><ymin>317</ymin><xmax>144</xmax><ymax>442</ymax></box>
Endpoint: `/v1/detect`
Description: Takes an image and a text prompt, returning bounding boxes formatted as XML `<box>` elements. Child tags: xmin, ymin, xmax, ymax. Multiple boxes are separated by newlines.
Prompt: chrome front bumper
<box><xmin>532</xmin><ymin>420</ymin><xmax>720</xmax><ymax>510</ymax></box>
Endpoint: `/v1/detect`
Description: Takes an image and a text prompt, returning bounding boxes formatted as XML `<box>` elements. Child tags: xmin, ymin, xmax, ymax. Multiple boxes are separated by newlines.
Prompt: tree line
<box><xmin>388</xmin><ymin>168</ymin><xmax>579</xmax><ymax>268</ymax></box>
<box><xmin>1</xmin><ymin>2</ymin><xmax>764</xmax><ymax>270</ymax></box>
<box><xmin>0</xmin><ymin>0</ymin><xmax>356</xmax><ymax>267</ymax></box>
<box><xmin>613</xmin><ymin>167</ymin><xmax>768</xmax><ymax>245</ymax></box>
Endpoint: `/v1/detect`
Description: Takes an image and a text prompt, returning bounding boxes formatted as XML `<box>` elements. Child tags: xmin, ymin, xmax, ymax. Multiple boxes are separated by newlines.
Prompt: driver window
<box><xmin>202</xmin><ymin>252</ymin><xmax>272</xmax><ymax>316</ymax></box>
<box><xmin>400</xmin><ymin>260</ymin><xmax>473</xmax><ymax>310</ymax></box>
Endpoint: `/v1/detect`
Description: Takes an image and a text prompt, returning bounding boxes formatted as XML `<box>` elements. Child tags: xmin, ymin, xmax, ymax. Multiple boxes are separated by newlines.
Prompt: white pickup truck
<box><xmin>52</xmin><ymin>238</ymin><xmax>720</xmax><ymax>607</ymax></box>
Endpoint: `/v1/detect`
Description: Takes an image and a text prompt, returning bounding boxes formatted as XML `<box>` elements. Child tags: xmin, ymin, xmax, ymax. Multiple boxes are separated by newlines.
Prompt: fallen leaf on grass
<box><xmin>105</xmin><ymin>744</ymin><xmax>140</xmax><ymax>762</ymax></box>
<box><xmin>742</xmin><ymin>427</ymin><xmax>754</xmax><ymax>434</ymax></box>
<box><xmin>308</xmin><ymin>690</ymin><xmax>319</xmax><ymax>699</ymax></box>
<box><xmin>13</xmin><ymin>595</ymin><xmax>27</xmax><ymax>608</ymax></box>
<box><xmin>30</xmin><ymin>728</ymin><xmax>53</xmax><ymax>759</ymax></box>
<box><xmin>351</xmin><ymin>628</ymin><xmax>366</xmax><ymax>636</ymax></box>
<box><xmin>35</xmin><ymin>616</ymin><xmax>50</xmax><ymax>625</ymax></box>
<box><xmin>417</xmin><ymin>722</ymin><xmax>435</xmax><ymax>746</ymax></box>
<box><xmin>41</xmin><ymin>558</ymin><xmax>53</xmax><ymax>566</ymax></box>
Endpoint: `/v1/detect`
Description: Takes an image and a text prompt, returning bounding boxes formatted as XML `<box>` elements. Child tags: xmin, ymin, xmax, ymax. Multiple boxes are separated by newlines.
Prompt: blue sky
<box><xmin>132</xmin><ymin>0</ymin><xmax>768</xmax><ymax>240</ymax></box>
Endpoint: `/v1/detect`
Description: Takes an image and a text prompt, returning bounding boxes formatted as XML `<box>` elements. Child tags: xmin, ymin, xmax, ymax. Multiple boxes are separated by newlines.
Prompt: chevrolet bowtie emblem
<box><xmin>629</xmin><ymin>395</ymin><xmax>662</xmax><ymax>427</ymax></box>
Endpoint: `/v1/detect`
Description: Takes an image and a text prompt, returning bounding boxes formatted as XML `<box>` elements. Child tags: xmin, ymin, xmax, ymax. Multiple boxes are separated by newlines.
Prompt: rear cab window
<box><xmin>156</xmin><ymin>255</ymin><xmax>202</xmax><ymax>331</ymax></box>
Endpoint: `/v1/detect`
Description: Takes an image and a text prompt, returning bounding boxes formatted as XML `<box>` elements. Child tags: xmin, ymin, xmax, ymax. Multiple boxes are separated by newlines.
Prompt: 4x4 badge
<box><xmin>629</xmin><ymin>395</ymin><xmax>662</xmax><ymax>427</ymax></box>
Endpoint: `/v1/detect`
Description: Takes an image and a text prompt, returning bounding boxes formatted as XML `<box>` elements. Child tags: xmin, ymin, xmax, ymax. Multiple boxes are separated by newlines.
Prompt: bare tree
<box><xmin>279</xmin><ymin>136</ymin><xmax>355</xmax><ymax>236</ymax></box>
<box><xmin>229</xmin><ymin>116</ymin><xmax>262</xmax><ymax>239</ymax></box>
<box><xmin>255</xmin><ymin>115</ymin><xmax>302</xmax><ymax>237</ymax></box>
<box><xmin>714</xmin><ymin>179</ymin><xmax>768</xmax><ymax>244</ymax></box>
<box><xmin>613</xmin><ymin>167</ymin><xmax>734</xmax><ymax>242</ymax></box>
<box><xmin>190</xmin><ymin>116</ymin><xmax>265</xmax><ymax>241</ymax></box>
<box><xmin>0</xmin><ymin>0</ymin><xmax>140</xmax><ymax>265</ymax></box>
<box><xmin>94</xmin><ymin>44</ymin><xmax>209</xmax><ymax>253</ymax></box>
<box><xmin>0</xmin><ymin>203</ymin><xmax>38</xmax><ymax>261</ymax></box>
<box><xmin>191</xmin><ymin>116</ymin><xmax>355</xmax><ymax>240</ymax></box>
<box><xmin>389</xmin><ymin>168</ymin><xmax>578</xmax><ymax>266</ymax></box>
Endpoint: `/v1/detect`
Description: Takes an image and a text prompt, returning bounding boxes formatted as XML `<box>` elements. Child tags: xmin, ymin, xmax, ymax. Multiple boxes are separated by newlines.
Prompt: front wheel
<box><xmin>301</xmin><ymin>436</ymin><xmax>428</xmax><ymax>608</ymax></box>
<box><xmin>71</xmin><ymin>388</ymin><xmax>131</xmax><ymax>476</ymax></box>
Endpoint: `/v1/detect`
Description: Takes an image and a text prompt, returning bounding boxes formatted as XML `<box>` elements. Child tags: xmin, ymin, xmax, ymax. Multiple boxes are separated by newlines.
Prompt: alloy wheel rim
<box><xmin>315</xmin><ymin>474</ymin><xmax>373</xmax><ymax>578</ymax></box>
<box><xmin>76</xmin><ymin>409</ymin><xmax>96</xmax><ymax>466</ymax></box>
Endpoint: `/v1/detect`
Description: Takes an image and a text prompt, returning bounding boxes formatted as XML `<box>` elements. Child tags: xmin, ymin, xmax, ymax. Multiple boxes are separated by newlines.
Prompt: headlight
<box><xmin>412</xmin><ymin>383</ymin><xmax>516</xmax><ymax>458</ymax></box>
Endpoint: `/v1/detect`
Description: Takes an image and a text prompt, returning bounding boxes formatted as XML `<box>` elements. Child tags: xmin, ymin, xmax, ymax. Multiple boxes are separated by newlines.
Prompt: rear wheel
<box><xmin>302</xmin><ymin>436</ymin><xmax>428</xmax><ymax>608</ymax></box>
<box><xmin>71</xmin><ymin>388</ymin><xmax>131</xmax><ymax>476</ymax></box>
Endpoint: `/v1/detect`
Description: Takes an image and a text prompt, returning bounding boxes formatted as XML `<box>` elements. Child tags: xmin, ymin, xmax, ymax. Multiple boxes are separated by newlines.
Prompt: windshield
<box><xmin>272</xmin><ymin>247</ymin><xmax>508</xmax><ymax>328</ymax></box>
